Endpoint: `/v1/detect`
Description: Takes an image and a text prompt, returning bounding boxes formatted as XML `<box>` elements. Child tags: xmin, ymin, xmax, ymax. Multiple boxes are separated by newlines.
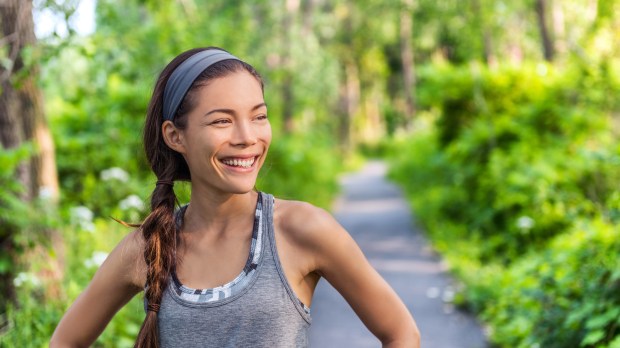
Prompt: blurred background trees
<box><xmin>0</xmin><ymin>0</ymin><xmax>618</xmax><ymax>346</ymax></box>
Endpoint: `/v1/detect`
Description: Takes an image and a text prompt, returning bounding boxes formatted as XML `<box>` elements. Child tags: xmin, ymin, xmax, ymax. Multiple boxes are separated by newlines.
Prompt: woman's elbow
<box><xmin>49</xmin><ymin>331</ymin><xmax>87</xmax><ymax>348</ymax></box>
<box><xmin>411</xmin><ymin>323</ymin><xmax>421</xmax><ymax>347</ymax></box>
<box><xmin>381</xmin><ymin>321</ymin><xmax>421</xmax><ymax>348</ymax></box>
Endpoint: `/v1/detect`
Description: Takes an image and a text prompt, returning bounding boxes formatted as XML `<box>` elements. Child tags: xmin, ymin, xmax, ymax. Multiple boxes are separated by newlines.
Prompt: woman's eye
<box><xmin>211</xmin><ymin>119</ymin><xmax>231</xmax><ymax>125</ymax></box>
<box><xmin>256</xmin><ymin>114</ymin><xmax>268</xmax><ymax>121</ymax></box>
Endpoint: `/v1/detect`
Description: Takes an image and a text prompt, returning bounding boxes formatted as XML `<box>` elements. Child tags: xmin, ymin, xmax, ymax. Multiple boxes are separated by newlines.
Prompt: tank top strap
<box><xmin>260</xmin><ymin>192</ymin><xmax>312</xmax><ymax>322</ymax></box>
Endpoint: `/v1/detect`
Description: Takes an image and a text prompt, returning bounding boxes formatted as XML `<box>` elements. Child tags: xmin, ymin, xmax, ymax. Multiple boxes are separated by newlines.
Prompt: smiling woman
<box><xmin>49</xmin><ymin>47</ymin><xmax>420</xmax><ymax>348</ymax></box>
<box><xmin>162</xmin><ymin>66</ymin><xmax>271</xmax><ymax>195</ymax></box>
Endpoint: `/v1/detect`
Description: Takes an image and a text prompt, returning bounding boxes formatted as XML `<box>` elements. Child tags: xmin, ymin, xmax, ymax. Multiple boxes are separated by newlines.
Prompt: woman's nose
<box><xmin>231</xmin><ymin>121</ymin><xmax>257</xmax><ymax>146</ymax></box>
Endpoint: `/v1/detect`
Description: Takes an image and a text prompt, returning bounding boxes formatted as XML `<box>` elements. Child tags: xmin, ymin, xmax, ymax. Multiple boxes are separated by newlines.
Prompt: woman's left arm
<box><xmin>296</xmin><ymin>204</ymin><xmax>421</xmax><ymax>347</ymax></box>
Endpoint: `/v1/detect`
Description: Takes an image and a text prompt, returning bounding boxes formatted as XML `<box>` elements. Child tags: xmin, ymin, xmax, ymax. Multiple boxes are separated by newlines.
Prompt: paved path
<box><xmin>309</xmin><ymin>161</ymin><xmax>488</xmax><ymax>348</ymax></box>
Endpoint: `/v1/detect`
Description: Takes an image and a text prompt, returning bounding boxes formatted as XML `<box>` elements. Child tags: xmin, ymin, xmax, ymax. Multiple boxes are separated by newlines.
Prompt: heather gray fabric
<box><xmin>158</xmin><ymin>193</ymin><xmax>311</xmax><ymax>347</ymax></box>
<box><xmin>162</xmin><ymin>49</ymin><xmax>240</xmax><ymax>121</ymax></box>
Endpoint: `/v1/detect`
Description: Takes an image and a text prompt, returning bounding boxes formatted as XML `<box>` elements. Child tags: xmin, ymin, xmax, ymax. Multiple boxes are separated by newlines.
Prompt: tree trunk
<box><xmin>0</xmin><ymin>0</ymin><xmax>62</xmax><ymax>304</ymax></box>
<box><xmin>535</xmin><ymin>0</ymin><xmax>555</xmax><ymax>61</ymax></box>
<box><xmin>400</xmin><ymin>0</ymin><xmax>416</xmax><ymax>127</ymax></box>
<box><xmin>338</xmin><ymin>61</ymin><xmax>359</xmax><ymax>152</ymax></box>
<box><xmin>551</xmin><ymin>0</ymin><xmax>566</xmax><ymax>57</ymax></box>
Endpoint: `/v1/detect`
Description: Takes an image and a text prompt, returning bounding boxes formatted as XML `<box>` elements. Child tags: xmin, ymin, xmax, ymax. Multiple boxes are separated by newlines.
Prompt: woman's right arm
<box><xmin>50</xmin><ymin>230</ymin><xmax>146</xmax><ymax>348</ymax></box>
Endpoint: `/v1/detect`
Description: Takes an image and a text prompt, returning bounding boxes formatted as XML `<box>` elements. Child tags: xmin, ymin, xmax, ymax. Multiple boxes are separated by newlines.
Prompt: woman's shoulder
<box><xmin>272</xmin><ymin>197</ymin><xmax>345</xmax><ymax>250</ymax></box>
<box><xmin>105</xmin><ymin>229</ymin><xmax>147</xmax><ymax>289</ymax></box>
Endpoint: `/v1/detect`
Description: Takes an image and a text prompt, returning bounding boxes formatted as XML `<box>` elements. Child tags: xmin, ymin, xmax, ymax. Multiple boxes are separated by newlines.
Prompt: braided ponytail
<box><xmin>134</xmin><ymin>182</ymin><xmax>177</xmax><ymax>348</ymax></box>
<box><xmin>134</xmin><ymin>47</ymin><xmax>265</xmax><ymax>347</ymax></box>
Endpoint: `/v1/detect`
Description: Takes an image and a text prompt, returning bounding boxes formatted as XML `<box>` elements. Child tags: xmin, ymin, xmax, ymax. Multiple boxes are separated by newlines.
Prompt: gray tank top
<box><xmin>157</xmin><ymin>192</ymin><xmax>312</xmax><ymax>347</ymax></box>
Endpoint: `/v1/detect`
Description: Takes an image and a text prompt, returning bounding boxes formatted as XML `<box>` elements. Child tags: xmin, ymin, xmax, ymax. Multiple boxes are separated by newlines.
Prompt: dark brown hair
<box><xmin>134</xmin><ymin>47</ymin><xmax>263</xmax><ymax>348</ymax></box>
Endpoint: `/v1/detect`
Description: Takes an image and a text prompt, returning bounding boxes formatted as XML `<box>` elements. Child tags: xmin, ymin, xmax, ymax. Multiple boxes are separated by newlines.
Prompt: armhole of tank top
<box><xmin>264</xmin><ymin>194</ymin><xmax>312</xmax><ymax>325</ymax></box>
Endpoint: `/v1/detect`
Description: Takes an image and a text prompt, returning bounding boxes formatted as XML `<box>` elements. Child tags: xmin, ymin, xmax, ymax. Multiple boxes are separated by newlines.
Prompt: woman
<box><xmin>50</xmin><ymin>47</ymin><xmax>420</xmax><ymax>347</ymax></box>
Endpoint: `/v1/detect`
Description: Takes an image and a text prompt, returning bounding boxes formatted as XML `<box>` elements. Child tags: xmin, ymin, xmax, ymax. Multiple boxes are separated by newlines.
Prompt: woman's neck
<box><xmin>182</xmin><ymin>187</ymin><xmax>258</xmax><ymax>237</ymax></box>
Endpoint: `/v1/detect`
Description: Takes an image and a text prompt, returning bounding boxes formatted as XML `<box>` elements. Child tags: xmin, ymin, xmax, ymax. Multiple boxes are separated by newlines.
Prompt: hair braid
<box><xmin>134</xmin><ymin>183</ymin><xmax>177</xmax><ymax>348</ymax></box>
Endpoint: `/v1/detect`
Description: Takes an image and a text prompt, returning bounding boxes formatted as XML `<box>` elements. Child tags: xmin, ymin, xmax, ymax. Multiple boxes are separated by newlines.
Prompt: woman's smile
<box><xmin>219</xmin><ymin>155</ymin><xmax>260</xmax><ymax>172</ymax></box>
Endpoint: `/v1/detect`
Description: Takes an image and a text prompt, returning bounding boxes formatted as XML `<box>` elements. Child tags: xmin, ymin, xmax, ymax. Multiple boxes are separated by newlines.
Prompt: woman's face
<box><xmin>173</xmin><ymin>70</ymin><xmax>271</xmax><ymax>195</ymax></box>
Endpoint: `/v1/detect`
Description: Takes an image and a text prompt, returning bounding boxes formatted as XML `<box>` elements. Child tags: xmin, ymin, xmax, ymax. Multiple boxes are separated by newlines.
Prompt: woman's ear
<box><xmin>162</xmin><ymin>120</ymin><xmax>186</xmax><ymax>154</ymax></box>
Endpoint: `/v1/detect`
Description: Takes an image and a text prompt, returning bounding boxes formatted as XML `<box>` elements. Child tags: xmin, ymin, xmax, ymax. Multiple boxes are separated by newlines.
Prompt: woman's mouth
<box><xmin>220</xmin><ymin>156</ymin><xmax>257</xmax><ymax>169</ymax></box>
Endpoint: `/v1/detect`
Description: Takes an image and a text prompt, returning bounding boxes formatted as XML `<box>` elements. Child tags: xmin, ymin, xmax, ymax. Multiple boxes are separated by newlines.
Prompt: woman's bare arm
<box><xmin>281</xmin><ymin>202</ymin><xmax>421</xmax><ymax>347</ymax></box>
<box><xmin>50</xmin><ymin>230</ymin><xmax>146</xmax><ymax>348</ymax></box>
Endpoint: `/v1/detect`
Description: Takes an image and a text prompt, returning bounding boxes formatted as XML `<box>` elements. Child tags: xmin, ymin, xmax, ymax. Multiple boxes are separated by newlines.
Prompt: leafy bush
<box><xmin>0</xmin><ymin>218</ymin><xmax>143</xmax><ymax>347</ymax></box>
<box><xmin>477</xmin><ymin>218</ymin><xmax>620</xmax><ymax>347</ymax></box>
<box><xmin>258</xmin><ymin>133</ymin><xmax>342</xmax><ymax>209</ymax></box>
<box><xmin>389</xmin><ymin>61</ymin><xmax>620</xmax><ymax>346</ymax></box>
<box><xmin>0</xmin><ymin>145</ymin><xmax>34</xmax><ymax>277</ymax></box>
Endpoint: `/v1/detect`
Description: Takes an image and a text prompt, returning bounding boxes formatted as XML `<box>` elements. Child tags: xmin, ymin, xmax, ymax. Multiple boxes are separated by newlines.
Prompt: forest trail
<box><xmin>309</xmin><ymin>160</ymin><xmax>488</xmax><ymax>348</ymax></box>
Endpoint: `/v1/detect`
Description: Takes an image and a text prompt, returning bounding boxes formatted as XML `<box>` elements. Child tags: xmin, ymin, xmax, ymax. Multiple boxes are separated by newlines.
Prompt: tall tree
<box><xmin>535</xmin><ymin>0</ymin><xmax>555</xmax><ymax>61</ymax></box>
<box><xmin>0</xmin><ymin>0</ymin><xmax>61</xmax><ymax>304</ymax></box>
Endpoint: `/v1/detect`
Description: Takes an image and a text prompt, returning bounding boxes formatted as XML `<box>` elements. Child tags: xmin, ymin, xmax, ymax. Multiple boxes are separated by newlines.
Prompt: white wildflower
<box><xmin>13</xmin><ymin>272</ymin><xmax>41</xmax><ymax>287</ymax></box>
<box><xmin>71</xmin><ymin>206</ymin><xmax>94</xmax><ymax>223</ymax></box>
<box><xmin>70</xmin><ymin>206</ymin><xmax>96</xmax><ymax>232</ymax></box>
<box><xmin>84</xmin><ymin>251</ymin><xmax>109</xmax><ymax>268</ymax></box>
<box><xmin>119</xmin><ymin>195</ymin><xmax>144</xmax><ymax>211</ymax></box>
<box><xmin>38</xmin><ymin>186</ymin><xmax>54</xmax><ymax>201</ymax></box>
<box><xmin>516</xmin><ymin>216</ymin><xmax>535</xmax><ymax>230</ymax></box>
<box><xmin>81</xmin><ymin>221</ymin><xmax>96</xmax><ymax>232</ymax></box>
<box><xmin>100</xmin><ymin>167</ymin><xmax>129</xmax><ymax>182</ymax></box>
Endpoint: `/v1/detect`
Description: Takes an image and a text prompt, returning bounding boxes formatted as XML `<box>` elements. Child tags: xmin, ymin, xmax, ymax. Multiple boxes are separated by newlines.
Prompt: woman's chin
<box><xmin>224</xmin><ymin>180</ymin><xmax>259</xmax><ymax>195</ymax></box>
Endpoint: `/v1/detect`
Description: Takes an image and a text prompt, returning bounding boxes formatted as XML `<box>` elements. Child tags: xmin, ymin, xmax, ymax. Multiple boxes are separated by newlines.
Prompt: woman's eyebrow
<box><xmin>204</xmin><ymin>103</ymin><xmax>267</xmax><ymax>117</ymax></box>
<box><xmin>251</xmin><ymin>102</ymin><xmax>267</xmax><ymax>111</ymax></box>
<box><xmin>204</xmin><ymin>108</ymin><xmax>235</xmax><ymax>117</ymax></box>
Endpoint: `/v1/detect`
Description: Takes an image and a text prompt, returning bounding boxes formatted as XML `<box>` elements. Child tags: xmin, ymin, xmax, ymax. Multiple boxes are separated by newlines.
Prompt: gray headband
<box><xmin>162</xmin><ymin>49</ymin><xmax>241</xmax><ymax>121</ymax></box>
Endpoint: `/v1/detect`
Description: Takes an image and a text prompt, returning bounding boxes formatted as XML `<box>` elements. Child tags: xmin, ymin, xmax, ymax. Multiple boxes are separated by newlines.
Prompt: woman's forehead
<box><xmin>193</xmin><ymin>72</ymin><xmax>265</xmax><ymax>111</ymax></box>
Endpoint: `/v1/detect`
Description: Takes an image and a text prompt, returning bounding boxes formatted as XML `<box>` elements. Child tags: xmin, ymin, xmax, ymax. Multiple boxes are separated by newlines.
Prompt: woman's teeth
<box><xmin>221</xmin><ymin>157</ymin><xmax>255</xmax><ymax>168</ymax></box>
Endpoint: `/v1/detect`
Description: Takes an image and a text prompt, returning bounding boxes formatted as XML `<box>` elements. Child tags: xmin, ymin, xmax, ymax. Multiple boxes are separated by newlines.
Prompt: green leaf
<box><xmin>581</xmin><ymin>330</ymin><xmax>605</xmax><ymax>346</ymax></box>
<box><xmin>608</xmin><ymin>335</ymin><xmax>620</xmax><ymax>348</ymax></box>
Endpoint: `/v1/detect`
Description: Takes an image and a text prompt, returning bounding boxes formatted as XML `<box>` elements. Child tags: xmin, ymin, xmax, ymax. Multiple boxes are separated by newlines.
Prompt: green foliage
<box><xmin>406</xmin><ymin>61</ymin><xmax>618</xmax><ymax>261</ymax></box>
<box><xmin>0</xmin><ymin>218</ymin><xmax>144</xmax><ymax>347</ymax></box>
<box><xmin>0</xmin><ymin>144</ymin><xmax>59</xmax><ymax>297</ymax></box>
<box><xmin>477</xmin><ymin>219</ymin><xmax>620</xmax><ymax>347</ymax></box>
<box><xmin>389</xmin><ymin>60</ymin><xmax>620</xmax><ymax>346</ymax></box>
<box><xmin>0</xmin><ymin>145</ymin><xmax>34</xmax><ymax>255</ymax></box>
<box><xmin>258</xmin><ymin>134</ymin><xmax>342</xmax><ymax>209</ymax></box>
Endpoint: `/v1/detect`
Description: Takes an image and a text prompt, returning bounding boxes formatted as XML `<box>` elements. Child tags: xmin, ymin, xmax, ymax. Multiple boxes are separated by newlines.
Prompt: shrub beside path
<box><xmin>309</xmin><ymin>160</ymin><xmax>488</xmax><ymax>348</ymax></box>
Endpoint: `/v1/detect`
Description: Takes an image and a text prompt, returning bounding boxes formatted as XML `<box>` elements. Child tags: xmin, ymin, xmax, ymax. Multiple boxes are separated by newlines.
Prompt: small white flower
<box><xmin>71</xmin><ymin>206</ymin><xmax>94</xmax><ymax>223</ymax></box>
<box><xmin>84</xmin><ymin>251</ymin><xmax>108</xmax><ymax>268</ymax></box>
<box><xmin>516</xmin><ymin>216</ymin><xmax>535</xmax><ymax>230</ymax></box>
<box><xmin>13</xmin><ymin>272</ymin><xmax>41</xmax><ymax>287</ymax></box>
<box><xmin>70</xmin><ymin>206</ymin><xmax>96</xmax><ymax>232</ymax></box>
<box><xmin>80</xmin><ymin>221</ymin><xmax>96</xmax><ymax>233</ymax></box>
<box><xmin>100</xmin><ymin>167</ymin><xmax>129</xmax><ymax>182</ymax></box>
<box><xmin>38</xmin><ymin>186</ymin><xmax>54</xmax><ymax>200</ymax></box>
<box><xmin>13</xmin><ymin>273</ymin><xmax>27</xmax><ymax>287</ymax></box>
<box><xmin>119</xmin><ymin>195</ymin><xmax>144</xmax><ymax>211</ymax></box>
